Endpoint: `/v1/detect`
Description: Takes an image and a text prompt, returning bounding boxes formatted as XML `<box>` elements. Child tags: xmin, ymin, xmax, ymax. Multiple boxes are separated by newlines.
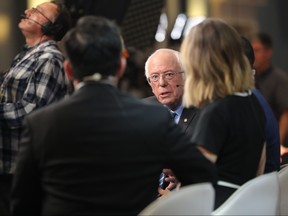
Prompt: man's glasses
<box><xmin>31</xmin><ymin>7</ymin><xmax>53</xmax><ymax>23</ymax></box>
<box><xmin>148</xmin><ymin>71</ymin><xmax>184</xmax><ymax>83</ymax></box>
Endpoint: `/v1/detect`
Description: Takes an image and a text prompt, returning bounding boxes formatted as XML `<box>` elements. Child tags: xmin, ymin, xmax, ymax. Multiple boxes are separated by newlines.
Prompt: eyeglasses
<box><xmin>31</xmin><ymin>7</ymin><xmax>53</xmax><ymax>23</ymax></box>
<box><xmin>148</xmin><ymin>71</ymin><xmax>184</xmax><ymax>83</ymax></box>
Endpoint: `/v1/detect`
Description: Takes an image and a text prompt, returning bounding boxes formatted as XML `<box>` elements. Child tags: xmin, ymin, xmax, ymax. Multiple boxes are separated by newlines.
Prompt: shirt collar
<box><xmin>166</xmin><ymin>104</ymin><xmax>184</xmax><ymax>124</ymax></box>
<box><xmin>174</xmin><ymin>105</ymin><xmax>184</xmax><ymax>117</ymax></box>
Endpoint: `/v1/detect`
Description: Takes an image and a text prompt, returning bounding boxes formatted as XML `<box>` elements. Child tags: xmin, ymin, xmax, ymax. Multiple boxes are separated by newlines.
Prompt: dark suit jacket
<box><xmin>143</xmin><ymin>96</ymin><xmax>199</xmax><ymax>137</ymax></box>
<box><xmin>11</xmin><ymin>83</ymin><xmax>216</xmax><ymax>216</ymax></box>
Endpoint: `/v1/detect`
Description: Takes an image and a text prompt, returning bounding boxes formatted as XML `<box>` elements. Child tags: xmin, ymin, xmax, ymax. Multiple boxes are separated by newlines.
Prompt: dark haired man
<box><xmin>251</xmin><ymin>33</ymin><xmax>288</xmax><ymax>163</ymax></box>
<box><xmin>0</xmin><ymin>2</ymin><xmax>71</xmax><ymax>215</ymax></box>
<box><xmin>10</xmin><ymin>16</ymin><xmax>216</xmax><ymax>215</ymax></box>
<box><xmin>242</xmin><ymin>36</ymin><xmax>280</xmax><ymax>172</ymax></box>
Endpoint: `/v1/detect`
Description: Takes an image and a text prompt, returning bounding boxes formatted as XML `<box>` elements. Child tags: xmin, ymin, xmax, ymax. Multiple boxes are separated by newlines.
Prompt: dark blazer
<box><xmin>11</xmin><ymin>83</ymin><xmax>216</xmax><ymax>216</ymax></box>
<box><xmin>143</xmin><ymin>96</ymin><xmax>199</xmax><ymax>137</ymax></box>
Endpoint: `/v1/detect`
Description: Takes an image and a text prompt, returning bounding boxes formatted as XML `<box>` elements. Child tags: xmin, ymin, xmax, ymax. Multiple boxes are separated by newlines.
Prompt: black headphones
<box><xmin>41</xmin><ymin>17</ymin><xmax>62</xmax><ymax>37</ymax></box>
<box><xmin>40</xmin><ymin>2</ymin><xmax>67</xmax><ymax>39</ymax></box>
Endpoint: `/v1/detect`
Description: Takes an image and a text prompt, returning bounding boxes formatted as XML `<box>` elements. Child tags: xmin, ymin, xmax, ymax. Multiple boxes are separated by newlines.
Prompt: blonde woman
<box><xmin>180</xmin><ymin>18</ymin><xmax>266</xmax><ymax>208</ymax></box>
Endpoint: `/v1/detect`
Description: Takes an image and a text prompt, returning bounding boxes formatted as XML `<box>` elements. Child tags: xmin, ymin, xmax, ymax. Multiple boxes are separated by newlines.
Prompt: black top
<box><xmin>191</xmin><ymin>93</ymin><xmax>265</xmax><ymax>208</ymax></box>
<box><xmin>191</xmin><ymin>93</ymin><xmax>265</xmax><ymax>186</ymax></box>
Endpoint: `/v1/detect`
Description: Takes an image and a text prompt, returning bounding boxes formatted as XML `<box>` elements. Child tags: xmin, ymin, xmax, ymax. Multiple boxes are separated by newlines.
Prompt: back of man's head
<box><xmin>63</xmin><ymin>16</ymin><xmax>123</xmax><ymax>81</ymax></box>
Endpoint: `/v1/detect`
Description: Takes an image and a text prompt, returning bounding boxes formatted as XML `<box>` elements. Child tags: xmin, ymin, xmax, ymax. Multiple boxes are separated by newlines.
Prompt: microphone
<box><xmin>20</xmin><ymin>14</ymin><xmax>44</xmax><ymax>27</ymax></box>
<box><xmin>176</xmin><ymin>84</ymin><xmax>184</xmax><ymax>87</ymax></box>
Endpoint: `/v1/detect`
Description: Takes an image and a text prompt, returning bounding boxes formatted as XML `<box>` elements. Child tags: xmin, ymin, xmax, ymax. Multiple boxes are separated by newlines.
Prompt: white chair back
<box><xmin>139</xmin><ymin>182</ymin><xmax>214</xmax><ymax>215</ymax></box>
<box><xmin>279</xmin><ymin>165</ymin><xmax>288</xmax><ymax>215</ymax></box>
<box><xmin>212</xmin><ymin>172</ymin><xmax>280</xmax><ymax>215</ymax></box>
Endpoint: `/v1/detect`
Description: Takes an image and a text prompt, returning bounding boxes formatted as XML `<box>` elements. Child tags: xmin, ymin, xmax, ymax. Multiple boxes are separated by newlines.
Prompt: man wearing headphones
<box><xmin>0</xmin><ymin>1</ymin><xmax>71</xmax><ymax>215</ymax></box>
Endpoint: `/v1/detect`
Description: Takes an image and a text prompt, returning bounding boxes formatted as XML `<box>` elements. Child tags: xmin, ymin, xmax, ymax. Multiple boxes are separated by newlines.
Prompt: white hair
<box><xmin>144</xmin><ymin>48</ymin><xmax>184</xmax><ymax>79</ymax></box>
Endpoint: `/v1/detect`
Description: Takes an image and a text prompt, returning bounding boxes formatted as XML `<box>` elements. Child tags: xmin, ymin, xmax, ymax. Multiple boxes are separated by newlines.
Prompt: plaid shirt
<box><xmin>0</xmin><ymin>40</ymin><xmax>70</xmax><ymax>174</ymax></box>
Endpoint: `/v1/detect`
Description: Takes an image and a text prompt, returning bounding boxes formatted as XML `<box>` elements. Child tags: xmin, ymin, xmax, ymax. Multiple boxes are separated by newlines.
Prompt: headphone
<box><xmin>41</xmin><ymin>16</ymin><xmax>62</xmax><ymax>37</ymax></box>
<box><xmin>40</xmin><ymin>2</ymin><xmax>68</xmax><ymax>40</ymax></box>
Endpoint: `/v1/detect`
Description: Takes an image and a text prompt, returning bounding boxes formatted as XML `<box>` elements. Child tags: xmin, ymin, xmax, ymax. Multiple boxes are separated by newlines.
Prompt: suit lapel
<box><xmin>178</xmin><ymin>107</ymin><xmax>198</xmax><ymax>132</ymax></box>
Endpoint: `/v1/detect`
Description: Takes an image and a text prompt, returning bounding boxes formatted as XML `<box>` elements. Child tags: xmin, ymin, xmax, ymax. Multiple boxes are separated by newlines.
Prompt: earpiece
<box><xmin>176</xmin><ymin>84</ymin><xmax>184</xmax><ymax>87</ymax></box>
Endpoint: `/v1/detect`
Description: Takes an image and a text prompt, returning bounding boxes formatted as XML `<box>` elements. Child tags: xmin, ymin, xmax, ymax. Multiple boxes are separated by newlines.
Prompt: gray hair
<box><xmin>144</xmin><ymin>48</ymin><xmax>184</xmax><ymax>79</ymax></box>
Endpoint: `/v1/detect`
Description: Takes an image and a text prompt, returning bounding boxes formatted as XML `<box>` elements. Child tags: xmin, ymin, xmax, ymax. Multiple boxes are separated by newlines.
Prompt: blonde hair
<box><xmin>180</xmin><ymin>18</ymin><xmax>254</xmax><ymax>108</ymax></box>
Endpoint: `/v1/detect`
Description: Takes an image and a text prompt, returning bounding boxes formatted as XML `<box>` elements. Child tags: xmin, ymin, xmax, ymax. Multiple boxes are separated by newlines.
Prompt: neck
<box><xmin>167</xmin><ymin>102</ymin><xmax>182</xmax><ymax>111</ymax></box>
<box><xmin>74</xmin><ymin>74</ymin><xmax>118</xmax><ymax>90</ymax></box>
<box><xmin>255</xmin><ymin>62</ymin><xmax>271</xmax><ymax>75</ymax></box>
<box><xmin>25</xmin><ymin>35</ymin><xmax>50</xmax><ymax>47</ymax></box>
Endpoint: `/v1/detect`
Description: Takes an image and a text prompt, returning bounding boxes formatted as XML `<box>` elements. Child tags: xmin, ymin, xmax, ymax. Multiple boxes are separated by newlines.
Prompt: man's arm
<box><xmin>164</xmin><ymin>121</ymin><xmax>218</xmax><ymax>187</ymax></box>
<box><xmin>279</xmin><ymin>111</ymin><xmax>288</xmax><ymax>156</ymax></box>
<box><xmin>0</xmin><ymin>57</ymin><xmax>68</xmax><ymax>129</ymax></box>
<box><xmin>197</xmin><ymin>146</ymin><xmax>217</xmax><ymax>163</ymax></box>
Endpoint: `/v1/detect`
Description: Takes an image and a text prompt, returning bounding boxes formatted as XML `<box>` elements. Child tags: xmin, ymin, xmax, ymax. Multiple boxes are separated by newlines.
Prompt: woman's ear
<box><xmin>64</xmin><ymin>60</ymin><xmax>73</xmax><ymax>81</ymax></box>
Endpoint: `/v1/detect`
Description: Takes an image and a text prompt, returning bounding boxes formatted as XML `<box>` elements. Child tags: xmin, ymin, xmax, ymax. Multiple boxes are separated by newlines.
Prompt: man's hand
<box><xmin>281</xmin><ymin>145</ymin><xmax>288</xmax><ymax>156</ymax></box>
<box><xmin>162</xmin><ymin>169</ymin><xmax>181</xmax><ymax>191</ymax></box>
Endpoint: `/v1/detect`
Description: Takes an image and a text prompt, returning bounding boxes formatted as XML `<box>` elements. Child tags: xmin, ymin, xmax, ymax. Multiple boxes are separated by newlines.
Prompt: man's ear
<box><xmin>116</xmin><ymin>55</ymin><xmax>127</xmax><ymax>79</ymax></box>
<box><xmin>64</xmin><ymin>60</ymin><xmax>73</xmax><ymax>81</ymax></box>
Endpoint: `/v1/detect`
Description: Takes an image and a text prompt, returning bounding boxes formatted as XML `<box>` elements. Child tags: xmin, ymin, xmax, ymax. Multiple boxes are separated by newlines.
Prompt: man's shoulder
<box><xmin>124</xmin><ymin>94</ymin><xmax>172</xmax><ymax>118</ymax></box>
<box><xmin>35</xmin><ymin>41</ymin><xmax>64</xmax><ymax>60</ymax></box>
<box><xmin>272</xmin><ymin>67</ymin><xmax>288</xmax><ymax>80</ymax></box>
<box><xmin>26</xmin><ymin>91</ymin><xmax>169</xmax><ymax>124</ymax></box>
<box><xmin>141</xmin><ymin>96</ymin><xmax>161</xmax><ymax>106</ymax></box>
